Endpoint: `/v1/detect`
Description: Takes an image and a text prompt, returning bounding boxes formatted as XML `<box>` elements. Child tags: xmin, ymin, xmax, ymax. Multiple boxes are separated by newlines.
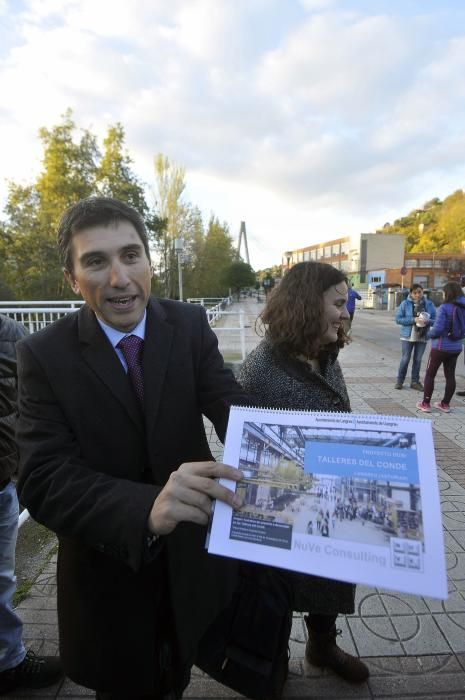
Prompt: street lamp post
<box><xmin>174</xmin><ymin>238</ymin><xmax>184</xmax><ymax>301</ymax></box>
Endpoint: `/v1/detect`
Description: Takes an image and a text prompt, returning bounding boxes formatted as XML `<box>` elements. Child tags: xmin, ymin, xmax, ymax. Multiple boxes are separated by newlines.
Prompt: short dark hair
<box><xmin>443</xmin><ymin>281</ymin><xmax>463</xmax><ymax>303</ymax></box>
<box><xmin>410</xmin><ymin>283</ymin><xmax>423</xmax><ymax>292</ymax></box>
<box><xmin>57</xmin><ymin>197</ymin><xmax>151</xmax><ymax>271</ymax></box>
<box><xmin>259</xmin><ymin>261</ymin><xmax>349</xmax><ymax>358</ymax></box>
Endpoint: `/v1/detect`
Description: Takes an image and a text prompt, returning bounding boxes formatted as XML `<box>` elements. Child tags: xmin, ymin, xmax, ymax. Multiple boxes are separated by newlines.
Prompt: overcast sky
<box><xmin>1</xmin><ymin>0</ymin><xmax>465</xmax><ymax>269</ymax></box>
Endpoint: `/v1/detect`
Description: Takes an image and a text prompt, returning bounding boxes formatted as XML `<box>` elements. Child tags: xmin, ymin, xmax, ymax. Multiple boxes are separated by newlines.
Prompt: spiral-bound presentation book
<box><xmin>208</xmin><ymin>406</ymin><xmax>447</xmax><ymax>599</ymax></box>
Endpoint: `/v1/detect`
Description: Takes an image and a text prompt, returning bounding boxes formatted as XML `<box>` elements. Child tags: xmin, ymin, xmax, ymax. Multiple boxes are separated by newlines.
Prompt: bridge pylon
<box><xmin>237</xmin><ymin>221</ymin><xmax>250</xmax><ymax>265</ymax></box>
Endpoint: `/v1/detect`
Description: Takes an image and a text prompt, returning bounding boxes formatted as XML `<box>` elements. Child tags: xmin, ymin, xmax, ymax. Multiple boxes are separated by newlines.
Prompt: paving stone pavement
<box><xmin>6</xmin><ymin>302</ymin><xmax>465</xmax><ymax>698</ymax></box>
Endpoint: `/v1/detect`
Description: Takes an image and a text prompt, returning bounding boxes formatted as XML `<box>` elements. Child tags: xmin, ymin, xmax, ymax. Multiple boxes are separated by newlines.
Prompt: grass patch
<box><xmin>14</xmin><ymin>522</ymin><xmax>58</xmax><ymax>608</ymax></box>
<box><xmin>13</xmin><ymin>580</ymin><xmax>33</xmax><ymax>607</ymax></box>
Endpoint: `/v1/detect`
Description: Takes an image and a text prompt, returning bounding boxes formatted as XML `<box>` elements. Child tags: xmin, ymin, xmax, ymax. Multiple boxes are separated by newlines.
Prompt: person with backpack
<box><xmin>416</xmin><ymin>281</ymin><xmax>465</xmax><ymax>413</ymax></box>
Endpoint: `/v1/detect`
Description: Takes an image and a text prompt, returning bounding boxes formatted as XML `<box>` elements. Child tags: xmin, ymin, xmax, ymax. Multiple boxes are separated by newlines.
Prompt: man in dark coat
<box><xmin>0</xmin><ymin>314</ymin><xmax>63</xmax><ymax>695</ymax></box>
<box><xmin>16</xmin><ymin>197</ymin><xmax>247</xmax><ymax>699</ymax></box>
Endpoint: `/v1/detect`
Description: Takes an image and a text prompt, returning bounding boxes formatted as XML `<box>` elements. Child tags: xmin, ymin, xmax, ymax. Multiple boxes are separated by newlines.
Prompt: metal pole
<box><xmin>239</xmin><ymin>310</ymin><xmax>246</xmax><ymax>360</ymax></box>
<box><xmin>177</xmin><ymin>252</ymin><xmax>183</xmax><ymax>302</ymax></box>
<box><xmin>174</xmin><ymin>238</ymin><xmax>184</xmax><ymax>302</ymax></box>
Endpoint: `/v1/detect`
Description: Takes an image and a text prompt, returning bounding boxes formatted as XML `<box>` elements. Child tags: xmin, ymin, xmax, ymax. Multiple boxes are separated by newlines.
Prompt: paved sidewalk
<box><xmin>6</xmin><ymin>301</ymin><xmax>465</xmax><ymax>698</ymax></box>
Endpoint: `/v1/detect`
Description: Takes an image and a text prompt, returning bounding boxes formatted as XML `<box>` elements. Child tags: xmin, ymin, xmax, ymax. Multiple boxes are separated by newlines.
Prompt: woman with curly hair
<box><xmin>238</xmin><ymin>261</ymin><xmax>369</xmax><ymax>684</ymax></box>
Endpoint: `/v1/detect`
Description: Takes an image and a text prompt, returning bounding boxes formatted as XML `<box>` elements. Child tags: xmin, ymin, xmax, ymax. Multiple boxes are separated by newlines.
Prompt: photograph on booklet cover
<box><xmin>208</xmin><ymin>407</ymin><xmax>447</xmax><ymax>600</ymax></box>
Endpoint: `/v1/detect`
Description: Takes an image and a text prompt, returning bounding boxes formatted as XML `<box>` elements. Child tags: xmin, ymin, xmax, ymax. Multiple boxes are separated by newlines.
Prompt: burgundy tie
<box><xmin>117</xmin><ymin>335</ymin><xmax>144</xmax><ymax>406</ymax></box>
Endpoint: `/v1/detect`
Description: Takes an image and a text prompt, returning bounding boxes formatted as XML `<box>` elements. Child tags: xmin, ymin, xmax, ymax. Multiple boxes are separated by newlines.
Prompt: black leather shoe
<box><xmin>456</xmin><ymin>390</ymin><xmax>465</xmax><ymax>396</ymax></box>
<box><xmin>0</xmin><ymin>650</ymin><xmax>63</xmax><ymax>695</ymax></box>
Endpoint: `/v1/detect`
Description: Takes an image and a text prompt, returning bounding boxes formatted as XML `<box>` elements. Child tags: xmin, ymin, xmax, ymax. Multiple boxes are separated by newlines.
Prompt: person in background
<box><xmin>394</xmin><ymin>284</ymin><xmax>436</xmax><ymax>390</ymax></box>
<box><xmin>416</xmin><ymin>282</ymin><xmax>465</xmax><ymax>413</ymax></box>
<box><xmin>0</xmin><ymin>313</ymin><xmax>63</xmax><ymax>695</ymax></box>
<box><xmin>345</xmin><ymin>284</ymin><xmax>362</xmax><ymax>333</ymax></box>
<box><xmin>238</xmin><ymin>261</ymin><xmax>369</xmax><ymax>684</ymax></box>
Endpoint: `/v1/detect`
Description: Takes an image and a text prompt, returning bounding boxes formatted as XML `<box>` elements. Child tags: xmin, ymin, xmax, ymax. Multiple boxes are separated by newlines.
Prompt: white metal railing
<box><xmin>187</xmin><ymin>297</ymin><xmax>232</xmax><ymax>308</ymax></box>
<box><xmin>0</xmin><ymin>306</ymin><xmax>82</xmax><ymax>334</ymax></box>
<box><xmin>209</xmin><ymin>310</ymin><xmax>247</xmax><ymax>360</ymax></box>
<box><xmin>0</xmin><ymin>301</ymin><xmax>84</xmax><ymax>333</ymax></box>
<box><xmin>2</xmin><ymin>297</ymin><xmax>246</xmax><ymax>356</ymax></box>
<box><xmin>0</xmin><ymin>301</ymin><xmax>85</xmax><ymax>308</ymax></box>
<box><xmin>187</xmin><ymin>296</ymin><xmax>246</xmax><ymax>361</ymax></box>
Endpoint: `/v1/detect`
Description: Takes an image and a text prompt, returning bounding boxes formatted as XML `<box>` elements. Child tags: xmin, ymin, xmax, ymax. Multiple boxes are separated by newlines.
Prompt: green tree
<box><xmin>257</xmin><ymin>265</ymin><xmax>282</xmax><ymax>280</ymax></box>
<box><xmin>154</xmin><ymin>153</ymin><xmax>190</xmax><ymax>298</ymax></box>
<box><xmin>380</xmin><ymin>189</ymin><xmax>465</xmax><ymax>254</ymax></box>
<box><xmin>96</xmin><ymin>123</ymin><xmax>165</xmax><ymax>267</ymax></box>
<box><xmin>188</xmin><ymin>216</ymin><xmax>237</xmax><ymax>298</ymax></box>
<box><xmin>1</xmin><ymin>111</ymin><xmax>98</xmax><ymax>298</ymax></box>
<box><xmin>96</xmin><ymin>124</ymin><xmax>148</xmax><ymax>216</ymax></box>
<box><xmin>1</xmin><ymin>112</ymin><xmax>155</xmax><ymax>299</ymax></box>
<box><xmin>165</xmin><ymin>205</ymin><xmax>205</xmax><ymax>300</ymax></box>
<box><xmin>223</xmin><ymin>260</ymin><xmax>256</xmax><ymax>300</ymax></box>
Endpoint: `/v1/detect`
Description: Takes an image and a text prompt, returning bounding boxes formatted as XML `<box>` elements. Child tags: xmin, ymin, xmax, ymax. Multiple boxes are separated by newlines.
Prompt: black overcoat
<box><xmin>16</xmin><ymin>298</ymin><xmax>246</xmax><ymax>694</ymax></box>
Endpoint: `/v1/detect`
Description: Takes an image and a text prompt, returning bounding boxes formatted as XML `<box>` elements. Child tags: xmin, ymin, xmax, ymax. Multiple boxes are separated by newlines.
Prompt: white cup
<box><xmin>416</xmin><ymin>312</ymin><xmax>430</xmax><ymax>327</ymax></box>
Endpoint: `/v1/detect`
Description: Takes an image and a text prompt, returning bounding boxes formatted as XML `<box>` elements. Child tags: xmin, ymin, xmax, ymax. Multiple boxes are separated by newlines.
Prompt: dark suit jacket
<box><xmin>16</xmin><ymin>298</ymin><xmax>247</xmax><ymax>694</ymax></box>
<box><xmin>0</xmin><ymin>313</ymin><xmax>28</xmax><ymax>481</ymax></box>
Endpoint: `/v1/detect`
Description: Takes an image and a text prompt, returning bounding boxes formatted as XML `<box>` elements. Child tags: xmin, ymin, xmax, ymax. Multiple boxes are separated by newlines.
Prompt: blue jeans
<box><xmin>397</xmin><ymin>341</ymin><xmax>427</xmax><ymax>384</ymax></box>
<box><xmin>0</xmin><ymin>481</ymin><xmax>25</xmax><ymax>672</ymax></box>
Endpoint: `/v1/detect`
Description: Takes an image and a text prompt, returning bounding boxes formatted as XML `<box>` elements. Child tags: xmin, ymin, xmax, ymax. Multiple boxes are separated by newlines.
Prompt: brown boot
<box><xmin>304</xmin><ymin>618</ymin><xmax>369</xmax><ymax>683</ymax></box>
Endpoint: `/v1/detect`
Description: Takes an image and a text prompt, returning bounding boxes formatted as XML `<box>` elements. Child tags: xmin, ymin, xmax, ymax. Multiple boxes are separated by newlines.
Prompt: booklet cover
<box><xmin>208</xmin><ymin>406</ymin><xmax>447</xmax><ymax>599</ymax></box>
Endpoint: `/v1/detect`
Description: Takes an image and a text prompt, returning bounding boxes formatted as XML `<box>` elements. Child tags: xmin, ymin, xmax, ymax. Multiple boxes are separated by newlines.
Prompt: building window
<box><xmin>405</xmin><ymin>259</ymin><xmax>418</xmax><ymax>268</ymax></box>
<box><xmin>325</xmin><ymin>246</ymin><xmax>331</xmax><ymax>258</ymax></box>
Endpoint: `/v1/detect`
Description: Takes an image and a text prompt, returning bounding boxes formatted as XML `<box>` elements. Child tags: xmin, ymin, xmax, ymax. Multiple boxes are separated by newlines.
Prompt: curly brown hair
<box><xmin>259</xmin><ymin>261</ymin><xmax>349</xmax><ymax>358</ymax></box>
<box><xmin>443</xmin><ymin>281</ymin><xmax>463</xmax><ymax>303</ymax></box>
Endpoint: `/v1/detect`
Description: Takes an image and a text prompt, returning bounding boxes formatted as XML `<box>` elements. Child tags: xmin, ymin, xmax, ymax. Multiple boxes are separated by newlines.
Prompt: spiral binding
<box><xmin>229</xmin><ymin>405</ymin><xmax>427</xmax><ymax>423</ymax></box>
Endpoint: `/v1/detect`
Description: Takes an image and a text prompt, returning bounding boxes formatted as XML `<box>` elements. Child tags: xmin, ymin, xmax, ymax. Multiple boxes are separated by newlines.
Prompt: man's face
<box><xmin>411</xmin><ymin>287</ymin><xmax>423</xmax><ymax>302</ymax></box>
<box><xmin>64</xmin><ymin>221</ymin><xmax>152</xmax><ymax>332</ymax></box>
<box><xmin>320</xmin><ymin>282</ymin><xmax>349</xmax><ymax>345</ymax></box>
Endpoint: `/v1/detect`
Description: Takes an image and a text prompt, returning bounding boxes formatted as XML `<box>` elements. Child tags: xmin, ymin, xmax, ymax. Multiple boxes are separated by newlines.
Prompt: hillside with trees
<box><xmin>379</xmin><ymin>189</ymin><xmax>465</xmax><ymax>253</ymax></box>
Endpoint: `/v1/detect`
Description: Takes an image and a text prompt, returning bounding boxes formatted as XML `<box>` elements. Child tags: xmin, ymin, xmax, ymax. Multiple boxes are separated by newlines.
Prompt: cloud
<box><xmin>1</xmin><ymin>1</ymin><xmax>465</xmax><ymax>268</ymax></box>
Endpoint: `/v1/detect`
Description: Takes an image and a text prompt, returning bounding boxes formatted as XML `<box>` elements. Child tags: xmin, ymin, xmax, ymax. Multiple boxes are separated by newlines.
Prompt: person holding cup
<box><xmin>394</xmin><ymin>284</ymin><xmax>436</xmax><ymax>390</ymax></box>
